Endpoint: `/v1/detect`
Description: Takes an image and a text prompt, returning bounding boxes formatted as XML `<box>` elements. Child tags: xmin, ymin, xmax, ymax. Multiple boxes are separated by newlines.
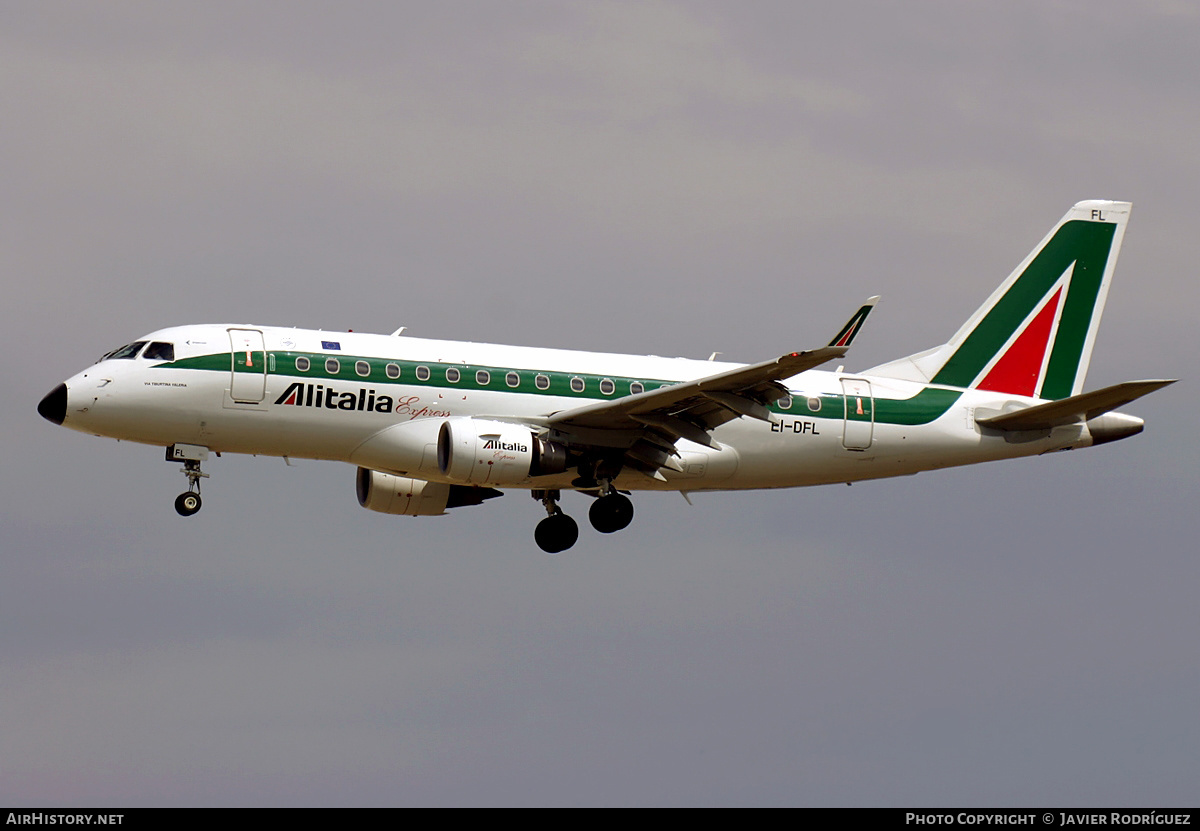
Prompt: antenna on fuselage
<box><xmin>391</xmin><ymin>327</ymin><xmax>407</xmax><ymax>336</ymax></box>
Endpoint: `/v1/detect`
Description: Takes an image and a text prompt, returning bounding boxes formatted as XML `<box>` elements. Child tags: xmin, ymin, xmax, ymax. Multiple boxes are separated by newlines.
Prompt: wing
<box><xmin>550</xmin><ymin>345</ymin><xmax>846</xmax><ymax>438</ymax></box>
<box><xmin>544</xmin><ymin>300</ymin><xmax>877</xmax><ymax>480</ymax></box>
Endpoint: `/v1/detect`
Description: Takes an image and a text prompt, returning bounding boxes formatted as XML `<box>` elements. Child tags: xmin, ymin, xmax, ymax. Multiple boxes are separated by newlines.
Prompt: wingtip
<box><xmin>1145</xmin><ymin>378</ymin><xmax>1179</xmax><ymax>393</ymax></box>
<box><xmin>1125</xmin><ymin>378</ymin><xmax>1178</xmax><ymax>391</ymax></box>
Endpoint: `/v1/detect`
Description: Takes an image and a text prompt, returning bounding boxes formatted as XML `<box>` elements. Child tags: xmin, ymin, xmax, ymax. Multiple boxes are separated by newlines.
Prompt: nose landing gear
<box><xmin>174</xmin><ymin>459</ymin><xmax>208</xmax><ymax>516</ymax></box>
<box><xmin>167</xmin><ymin>444</ymin><xmax>210</xmax><ymax>517</ymax></box>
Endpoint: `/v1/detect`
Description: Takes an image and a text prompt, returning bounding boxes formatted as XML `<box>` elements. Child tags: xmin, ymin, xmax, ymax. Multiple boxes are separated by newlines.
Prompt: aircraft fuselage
<box><xmin>49</xmin><ymin>323</ymin><xmax>1098</xmax><ymax>493</ymax></box>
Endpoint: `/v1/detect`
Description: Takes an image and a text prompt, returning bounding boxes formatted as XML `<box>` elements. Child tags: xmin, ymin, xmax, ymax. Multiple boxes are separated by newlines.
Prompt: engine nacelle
<box><xmin>437</xmin><ymin>417</ymin><xmax>568</xmax><ymax>485</ymax></box>
<box><xmin>356</xmin><ymin>467</ymin><xmax>500</xmax><ymax>516</ymax></box>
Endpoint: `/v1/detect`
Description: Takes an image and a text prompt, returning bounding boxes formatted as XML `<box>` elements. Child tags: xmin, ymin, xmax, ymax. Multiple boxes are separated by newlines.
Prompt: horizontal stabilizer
<box><xmin>975</xmin><ymin>379</ymin><xmax>1176</xmax><ymax>432</ymax></box>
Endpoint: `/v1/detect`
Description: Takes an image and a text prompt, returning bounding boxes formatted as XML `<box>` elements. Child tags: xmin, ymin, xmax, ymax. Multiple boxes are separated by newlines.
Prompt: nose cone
<box><xmin>38</xmin><ymin>383</ymin><xmax>67</xmax><ymax>425</ymax></box>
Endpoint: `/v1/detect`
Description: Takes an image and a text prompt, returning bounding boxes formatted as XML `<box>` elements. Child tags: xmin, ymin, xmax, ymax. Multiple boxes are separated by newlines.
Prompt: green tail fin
<box><xmin>867</xmin><ymin>200</ymin><xmax>1131</xmax><ymax>399</ymax></box>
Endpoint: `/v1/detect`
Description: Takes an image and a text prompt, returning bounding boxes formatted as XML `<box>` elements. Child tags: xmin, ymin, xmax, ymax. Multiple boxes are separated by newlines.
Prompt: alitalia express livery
<box><xmin>38</xmin><ymin>201</ymin><xmax>1173</xmax><ymax>552</ymax></box>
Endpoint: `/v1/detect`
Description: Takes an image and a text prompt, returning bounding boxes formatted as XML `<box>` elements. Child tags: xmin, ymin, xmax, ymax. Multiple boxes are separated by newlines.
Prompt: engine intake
<box><xmin>437</xmin><ymin>417</ymin><xmax>568</xmax><ymax>485</ymax></box>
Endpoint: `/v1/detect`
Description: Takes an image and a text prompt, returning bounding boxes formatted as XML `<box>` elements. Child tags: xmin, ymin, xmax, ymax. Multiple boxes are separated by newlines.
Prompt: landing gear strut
<box><xmin>533</xmin><ymin>490</ymin><xmax>578</xmax><ymax>554</ymax></box>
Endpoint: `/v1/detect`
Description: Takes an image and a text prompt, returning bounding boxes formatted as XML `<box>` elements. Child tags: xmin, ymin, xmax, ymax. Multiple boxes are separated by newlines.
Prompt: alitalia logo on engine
<box><xmin>274</xmin><ymin>381</ymin><xmax>394</xmax><ymax>413</ymax></box>
<box><xmin>482</xmin><ymin>438</ymin><xmax>528</xmax><ymax>452</ymax></box>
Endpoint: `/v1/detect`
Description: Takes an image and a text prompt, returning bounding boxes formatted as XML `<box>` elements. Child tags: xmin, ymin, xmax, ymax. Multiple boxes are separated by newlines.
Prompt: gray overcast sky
<box><xmin>3</xmin><ymin>1</ymin><xmax>1197</xmax><ymax>807</ymax></box>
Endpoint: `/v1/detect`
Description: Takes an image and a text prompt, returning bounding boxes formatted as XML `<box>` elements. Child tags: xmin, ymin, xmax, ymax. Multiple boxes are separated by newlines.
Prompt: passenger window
<box><xmin>778</xmin><ymin>396</ymin><xmax>792</xmax><ymax>410</ymax></box>
<box><xmin>476</xmin><ymin>370</ymin><xmax>490</xmax><ymax>386</ymax></box>
<box><xmin>600</xmin><ymin>378</ymin><xmax>615</xmax><ymax>395</ymax></box>
<box><xmin>296</xmin><ymin>356</ymin><xmax>310</xmax><ymax>372</ymax></box>
<box><xmin>630</xmin><ymin>381</ymin><xmax>645</xmax><ymax>395</ymax></box>
<box><xmin>570</xmin><ymin>377</ymin><xmax>585</xmax><ymax>393</ymax></box>
<box><xmin>446</xmin><ymin>367</ymin><xmax>460</xmax><ymax>383</ymax></box>
<box><xmin>142</xmin><ymin>342</ymin><xmax>175</xmax><ymax>362</ymax></box>
<box><xmin>385</xmin><ymin>363</ymin><xmax>401</xmax><ymax>379</ymax></box>
<box><xmin>325</xmin><ymin>358</ymin><xmax>340</xmax><ymax>374</ymax></box>
<box><xmin>535</xmin><ymin>374</ymin><xmax>550</xmax><ymax>390</ymax></box>
<box><xmin>356</xmin><ymin>360</ymin><xmax>371</xmax><ymax>377</ymax></box>
<box><xmin>807</xmin><ymin>396</ymin><xmax>822</xmax><ymax>412</ymax></box>
<box><xmin>416</xmin><ymin>365</ymin><xmax>430</xmax><ymax>381</ymax></box>
<box><xmin>506</xmin><ymin>371</ymin><xmax>520</xmax><ymax>388</ymax></box>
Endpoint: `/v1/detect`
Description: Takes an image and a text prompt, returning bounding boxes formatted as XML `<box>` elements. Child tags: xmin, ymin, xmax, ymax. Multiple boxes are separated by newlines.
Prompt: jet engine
<box><xmin>437</xmin><ymin>417</ymin><xmax>568</xmax><ymax>485</ymax></box>
<box><xmin>356</xmin><ymin>467</ymin><xmax>500</xmax><ymax>516</ymax></box>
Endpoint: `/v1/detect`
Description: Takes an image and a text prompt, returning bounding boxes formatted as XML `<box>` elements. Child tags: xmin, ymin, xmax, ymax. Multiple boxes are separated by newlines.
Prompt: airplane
<box><xmin>38</xmin><ymin>200</ymin><xmax>1174</xmax><ymax>553</ymax></box>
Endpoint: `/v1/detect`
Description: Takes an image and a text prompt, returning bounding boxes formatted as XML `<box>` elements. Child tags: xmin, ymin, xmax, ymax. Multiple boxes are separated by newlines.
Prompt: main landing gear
<box><xmin>534</xmin><ymin>490</ymin><xmax>578</xmax><ymax>554</ymax></box>
<box><xmin>166</xmin><ymin>444</ymin><xmax>210</xmax><ymax>517</ymax></box>
<box><xmin>532</xmin><ymin>483</ymin><xmax>635</xmax><ymax>553</ymax></box>
<box><xmin>589</xmin><ymin>491</ymin><xmax>634</xmax><ymax>534</ymax></box>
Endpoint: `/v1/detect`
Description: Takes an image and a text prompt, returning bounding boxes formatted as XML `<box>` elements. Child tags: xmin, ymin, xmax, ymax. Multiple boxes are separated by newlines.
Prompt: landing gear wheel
<box><xmin>535</xmin><ymin>513</ymin><xmax>579</xmax><ymax>554</ymax></box>
<box><xmin>589</xmin><ymin>493</ymin><xmax>634</xmax><ymax>533</ymax></box>
<box><xmin>174</xmin><ymin>492</ymin><xmax>202</xmax><ymax>516</ymax></box>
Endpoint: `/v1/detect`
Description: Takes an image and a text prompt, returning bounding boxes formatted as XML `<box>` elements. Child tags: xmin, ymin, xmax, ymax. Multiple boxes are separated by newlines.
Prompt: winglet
<box><xmin>828</xmin><ymin>297</ymin><xmax>880</xmax><ymax>348</ymax></box>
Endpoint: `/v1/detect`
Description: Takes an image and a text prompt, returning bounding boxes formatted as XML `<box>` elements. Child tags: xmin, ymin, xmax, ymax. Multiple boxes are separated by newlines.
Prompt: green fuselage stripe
<box><xmin>159</xmin><ymin>351</ymin><xmax>962</xmax><ymax>426</ymax></box>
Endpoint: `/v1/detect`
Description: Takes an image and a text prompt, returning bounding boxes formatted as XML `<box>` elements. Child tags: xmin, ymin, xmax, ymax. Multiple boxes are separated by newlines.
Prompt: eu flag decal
<box><xmin>321</xmin><ymin>341</ymin><xmax>341</xmax><ymax>350</ymax></box>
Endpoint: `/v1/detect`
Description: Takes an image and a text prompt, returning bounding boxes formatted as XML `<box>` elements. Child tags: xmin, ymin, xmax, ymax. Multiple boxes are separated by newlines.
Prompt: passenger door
<box><xmin>840</xmin><ymin>378</ymin><xmax>874</xmax><ymax>450</ymax></box>
<box><xmin>228</xmin><ymin>328</ymin><xmax>267</xmax><ymax>403</ymax></box>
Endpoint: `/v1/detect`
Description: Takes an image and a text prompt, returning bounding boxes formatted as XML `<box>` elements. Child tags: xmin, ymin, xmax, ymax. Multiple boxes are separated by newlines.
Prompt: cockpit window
<box><xmin>100</xmin><ymin>341</ymin><xmax>147</xmax><ymax>361</ymax></box>
<box><xmin>142</xmin><ymin>342</ymin><xmax>175</xmax><ymax>362</ymax></box>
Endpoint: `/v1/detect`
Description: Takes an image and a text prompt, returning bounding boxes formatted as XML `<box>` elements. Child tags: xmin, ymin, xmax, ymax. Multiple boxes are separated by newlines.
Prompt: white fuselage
<box><xmin>55</xmin><ymin>323</ymin><xmax>1095</xmax><ymax>493</ymax></box>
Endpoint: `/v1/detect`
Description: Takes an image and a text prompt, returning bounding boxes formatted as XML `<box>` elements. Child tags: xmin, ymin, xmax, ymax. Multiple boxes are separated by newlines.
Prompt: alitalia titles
<box><xmin>483</xmin><ymin>438</ymin><xmax>529</xmax><ymax>453</ymax></box>
<box><xmin>273</xmin><ymin>383</ymin><xmax>453</xmax><ymax>420</ymax></box>
<box><xmin>275</xmin><ymin>381</ymin><xmax>393</xmax><ymax>412</ymax></box>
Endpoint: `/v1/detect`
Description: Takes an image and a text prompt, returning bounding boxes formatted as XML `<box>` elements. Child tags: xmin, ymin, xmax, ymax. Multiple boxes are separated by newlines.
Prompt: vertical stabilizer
<box><xmin>867</xmin><ymin>201</ymin><xmax>1131</xmax><ymax>399</ymax></box>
